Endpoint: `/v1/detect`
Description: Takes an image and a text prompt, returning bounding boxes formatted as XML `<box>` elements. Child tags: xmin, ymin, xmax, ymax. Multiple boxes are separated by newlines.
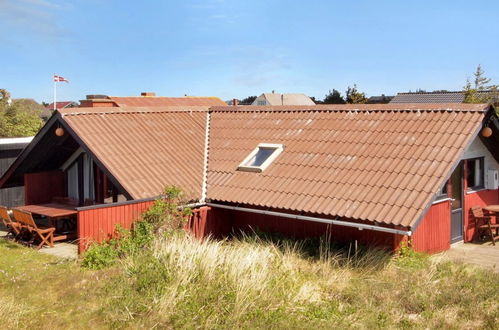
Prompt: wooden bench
<box><xmin>471</xmin><ymin>206</ymin><xmax>499</xmax><ymax>246</ymax></box>
<box><xmin>11</xmin><ymin>209</ymin><xmax>66</xmax><ymax>249</ymax></box>
<box><xmin>0</xmin><ymin>206</ymin><xmax>21</xmax><ymax>239</ymax></box>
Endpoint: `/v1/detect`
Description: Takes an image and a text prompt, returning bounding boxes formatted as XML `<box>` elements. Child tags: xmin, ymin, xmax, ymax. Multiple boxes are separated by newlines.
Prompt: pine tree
<box><xmin>463</xmin><ymin>65</ymin><xmax>498</xmax><ymax>103</ymax></box>
<box><xmin>345</xmin><ymin>84</ymin><xmax>367</xmax><ymax>104</ymax></box>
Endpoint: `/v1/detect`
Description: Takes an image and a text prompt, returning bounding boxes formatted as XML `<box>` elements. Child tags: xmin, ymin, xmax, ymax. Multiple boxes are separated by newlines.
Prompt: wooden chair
<box><xmin>0</xmin><ymin>206</ymin><xmax>21</xmax><ymax>239</ymax></box>
<box><xmin>471</xmin><ymin>206</ymin><xmax>499</xmax><ymax>246</ymax></box>
<box><xmin>12</xmin><ymin>209</ymin><xmax>55</xmax><ymax>249</ymax></box>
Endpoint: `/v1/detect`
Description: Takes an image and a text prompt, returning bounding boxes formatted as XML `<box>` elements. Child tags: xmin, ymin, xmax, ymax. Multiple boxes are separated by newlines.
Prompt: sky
<box><xmin>1</xmin><ymin>0</ymin><xmax>498</xmax><ymax>103</ymax></box>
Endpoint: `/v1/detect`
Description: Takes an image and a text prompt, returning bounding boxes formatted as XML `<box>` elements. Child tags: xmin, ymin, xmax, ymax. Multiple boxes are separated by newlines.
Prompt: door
<box><xmin>450</xmin><ymin>162</ymin><xmax>464</xmax><ymax>243</ymax></box>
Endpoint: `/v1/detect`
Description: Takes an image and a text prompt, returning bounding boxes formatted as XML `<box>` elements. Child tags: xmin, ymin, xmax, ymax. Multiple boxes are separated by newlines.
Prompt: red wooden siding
<box><xmin>77</xmin><ymin>200</ymin><xmax>154</xmax><ymax>253</ymax></box>
<box><xmin>186</xmin><ymin>206</ymin><xmax>405</xmax><ymax>251</ymax></box>
<box><xmin>24</xmin><ymin>171</ymin><xmax>65</xmax><ymax>205</ymax></box>
<box><xmin>412</xmin><ymin>201</ymin><xmax>451</xmax><ymax>253</ymax></box>
<box><xmin>464</xmin><ymin>190</ymin><xmax>499</xmax><ymax>242</ymax></box>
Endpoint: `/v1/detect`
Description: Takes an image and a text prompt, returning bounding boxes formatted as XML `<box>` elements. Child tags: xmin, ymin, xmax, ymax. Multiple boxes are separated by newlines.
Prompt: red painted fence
<box><xmin>24</xmin><ymin>171</ymin><xmax>64</xmax><ymax>205</ymax></box>
<box><xmin>77</xmin><ymin>200</ymin><xmax>154</xmax><ymax>253</ymax></box>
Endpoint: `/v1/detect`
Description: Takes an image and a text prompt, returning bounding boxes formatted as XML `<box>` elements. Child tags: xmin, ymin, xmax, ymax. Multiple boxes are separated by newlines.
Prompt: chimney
<box><xmin>233</xmin><ymin>98</ymin><xmax>238</xmax><ymax>106</ymax></box>
<box><xmin>141</xmin><ymin>92</ymin><xmax>156</xmax><ymax>97</ymax></box>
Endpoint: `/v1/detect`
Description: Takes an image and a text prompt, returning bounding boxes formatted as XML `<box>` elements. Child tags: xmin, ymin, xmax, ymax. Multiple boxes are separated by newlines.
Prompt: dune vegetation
<box><xmin>0</xmin><ymin>188</ymin><xmax>497</xmax><ymax>329</ymax></box>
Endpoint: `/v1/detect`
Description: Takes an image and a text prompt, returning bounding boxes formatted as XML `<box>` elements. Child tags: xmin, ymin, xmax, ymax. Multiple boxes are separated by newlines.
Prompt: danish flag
<box><xmin>54</xmin><ymin>74</ymin><xmax>69</xmax><ymax>83</ymax></box>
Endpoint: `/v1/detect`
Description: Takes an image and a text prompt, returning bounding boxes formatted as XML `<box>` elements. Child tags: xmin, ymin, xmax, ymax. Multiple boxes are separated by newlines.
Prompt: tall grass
<box><xmin>101</xmin><ymin>232</ymin><xmax>498</xmax><ymax>329</ymax></box>
<box><xmin>1</xmin><ymin>231</ymin><xmax>497</xmax><ymax>329</ymax></box>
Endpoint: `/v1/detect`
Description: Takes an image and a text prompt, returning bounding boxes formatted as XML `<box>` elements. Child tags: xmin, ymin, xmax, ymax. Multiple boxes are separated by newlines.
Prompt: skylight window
<box><xmin>238</xmin><ymin>143</ymin><xmax>284</xmax><ymax>172</ymax></box>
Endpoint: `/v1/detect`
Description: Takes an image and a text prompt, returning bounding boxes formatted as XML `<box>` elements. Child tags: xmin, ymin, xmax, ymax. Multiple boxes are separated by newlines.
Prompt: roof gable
<box><xmin>61</xmin><ymin>107</ymin><xmax>207</xmax><ymax>200</ymax></box>
<box><xmin>256</xmin><ymin>93</ymin><xmax>315</xmax><ymax>106</ymax></box>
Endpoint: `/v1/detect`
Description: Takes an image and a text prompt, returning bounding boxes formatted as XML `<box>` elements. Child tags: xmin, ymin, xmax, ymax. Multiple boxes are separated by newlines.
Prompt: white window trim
<box><xmin>237</xmin><ymin>143</ymin><xmax>284</xmax><ymax>173</ymax></box>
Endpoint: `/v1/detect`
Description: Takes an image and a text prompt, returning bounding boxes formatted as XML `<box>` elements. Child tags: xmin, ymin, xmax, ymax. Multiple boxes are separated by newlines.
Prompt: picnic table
<box><xmin>16</xmin><ymin>202</ymin><xmax>79</xmax><ymax>237</ymax></box>
<box><xmin>16</xmin><ymin>203</ymin><xmax>77</xmax><ymax>227</ymax></box>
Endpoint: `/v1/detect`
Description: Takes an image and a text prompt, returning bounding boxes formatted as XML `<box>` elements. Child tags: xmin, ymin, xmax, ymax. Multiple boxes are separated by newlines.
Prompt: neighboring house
<box><xmin>44</xmin><ymin>102</ymin><xmax>78</xmax><ymax>121</ymax></box>
<box><xmin>79</xmin><ymin>92</ymin><xmax>227</xmax><ymax>107</ymax></box>
<box><xmin>390</xmin><ymin>90</ymin><xmax>498</xmax><ymax>103</ymax></box>
<box><xmin>367</xmin><ymin>94</ymin><xmax>393</xmax><ymax>103</ymax></box>
<box><xmin>252</xmin><ymin>92</ymin><xmax>315</xmax><ymax>106</ymax></box>
<box><xmin>1</xmin><ymin>103</ymin><xmax>498</xmax><ymax>254</ymax></box>
<box><xmin>0</xmin><ymin>137</ymin><xmax>33</xmax><ymax>207</ymax></box>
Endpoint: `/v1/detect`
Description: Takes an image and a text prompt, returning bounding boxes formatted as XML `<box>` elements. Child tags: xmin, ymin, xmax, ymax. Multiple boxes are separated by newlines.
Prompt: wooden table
<box><xmin>16</xmin><ymin>203</ymin><xmax>77</xmax><ymax>227</ymax></box>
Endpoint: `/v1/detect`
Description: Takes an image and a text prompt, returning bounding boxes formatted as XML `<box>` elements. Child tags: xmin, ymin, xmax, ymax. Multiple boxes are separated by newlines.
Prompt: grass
<box><xmin>0</xmin><ymin>235</ymin><xmax>498</xmax><ymax>329</ymax></box>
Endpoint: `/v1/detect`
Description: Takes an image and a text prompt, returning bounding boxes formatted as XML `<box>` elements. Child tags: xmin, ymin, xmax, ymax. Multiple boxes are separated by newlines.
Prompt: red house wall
<box><xmin>24</xmin><ymin>171</ymin><xmax>65</xmax><ymax>205</ymax></box>
<box><xmin>412</xmin><ymin>201</ymin><xmax>451</xmax><ymax>253</ymax></box>
<box><xmin>464</xmin><ymin>190</ymin><xmax>499</xmax><ymax>242</ymax></box>
<box><xmin>187</xmin><ymin>206</ymin><xmax>405</xmax><ymax>251</ymax></box>
<box><xmin>77</xmin><ymin>200</ymin><xmax>154</xmax><ymax>253</ymax></box>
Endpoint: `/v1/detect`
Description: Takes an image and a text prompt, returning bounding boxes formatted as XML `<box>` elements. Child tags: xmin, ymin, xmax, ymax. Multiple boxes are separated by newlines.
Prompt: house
<box><xmin>0</xmin><ymin>137</ymin><xmax>33</xmax><ymax>207</ymax></box>
<box><xmin>367</xmin><ymin>94</ymin><xmax>393</xmax><ymax>104</ymax></box>
<box><xmin>79</xmin><ymin>92</ymin><xmax>227</xmax><ymax>107</ymax></box>
<box><xmin>0</xmin><ymin>103</ymin><xmax>498</xmax><ymax>254</ymax></box>
<box><xmin>46</xmin><ymin>101</ymin><xmax>79</xmax><ymax>111</ymax></box>
<box><xmin>252</xmin><ymin>92</ymin><xmax>315</xmax><ymax>106</ymax></box>
<box><xmin>390</xmin><ymin>90</ymin><xmax>498</xmax><ymax>103</ymax></box>
<box><xmin>44</xmin><ymin>102</ymin><xmax>78</xmax><ymax>121</ymax></box>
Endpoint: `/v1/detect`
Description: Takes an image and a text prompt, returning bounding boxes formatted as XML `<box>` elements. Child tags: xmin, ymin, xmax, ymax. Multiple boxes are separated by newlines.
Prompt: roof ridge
<box><xmin>110</xmin><ymin>96</ymin><xmax>221</xmax><ymax>99</ymax></box>
<box><xmin>60</xmin><ymin>108</ymin><xmax>209</xmax><ymax>116</ymax></box>
<box><xmin>209</xmin><ymin>104</ymin><xmax>489</xmax><ymax>113</ymax></box>
<box><xmin>397</xmin><ymin>90</ymin><xmax>497</xmax><ymax>95</ymax></box>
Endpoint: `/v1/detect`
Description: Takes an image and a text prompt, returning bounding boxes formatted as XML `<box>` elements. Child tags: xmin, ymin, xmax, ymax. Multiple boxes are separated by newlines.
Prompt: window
<box><xmin>435</xmin><ymin>180</ymin><xmax>449</xmax><ymax>201</ymax></box>
<box><xmin>257</xmin><ymin>100</ymin><xmax>266</xmax><ymax>105</ymax></box>
<box><xmin>466</xmin><ymin>157</ymin><xmax>484</xmax><ymax>191</ymax></box>
<box><xmin>238</xmin><ymin>143</ymin><xmax>284</xmax><ymax>172</ymax></box>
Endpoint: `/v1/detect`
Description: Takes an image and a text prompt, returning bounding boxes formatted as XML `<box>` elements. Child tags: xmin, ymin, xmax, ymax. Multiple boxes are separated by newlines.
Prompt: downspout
<box><xmin>200</xmin><ymin>111</ymin><xmax>211</xmax><ymax>203</ymax></box>
<box><xmin>206</xmin><ymin>202</ymin><xmax>412</xmax><ymax>237</ymax></box>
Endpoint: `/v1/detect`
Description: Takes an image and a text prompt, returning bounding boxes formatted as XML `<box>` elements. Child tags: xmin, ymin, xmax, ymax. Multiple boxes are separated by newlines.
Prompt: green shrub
<box><xmin>82</xmin><ymin>185</ymin><xmax>189</xmax><ymax>269</ymax></box>
<box><xmin>81</xmin><ymin>241</ymin><xmax>119</xmax><ymax>270</ymax></box>
<box><xmin>82</xmin><ymin>222</ymin><xmax>155</xmax><ymax>270</ymax></box>
<box><xmin>393</xmin><ymin>242</ymin><xmax>429</xmax><ymax>269</ymax></box>
<box><xmin>142</xmin><ymin>185</ymin><xmax>192</xmax><ymax>233</ymax></box>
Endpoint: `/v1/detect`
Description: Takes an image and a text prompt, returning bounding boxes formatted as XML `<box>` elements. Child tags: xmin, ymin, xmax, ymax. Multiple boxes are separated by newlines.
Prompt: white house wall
<box><xmin>461</xmin><ymin>136</ymin><xmax>499</xmax><ymax>173</ymax></box>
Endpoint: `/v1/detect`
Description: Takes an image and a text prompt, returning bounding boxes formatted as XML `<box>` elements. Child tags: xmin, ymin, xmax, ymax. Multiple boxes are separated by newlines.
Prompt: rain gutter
<box><xmin>205</xmin><ymin>202</ymin><xmax>412</xmax><ymax>236</ymax></box>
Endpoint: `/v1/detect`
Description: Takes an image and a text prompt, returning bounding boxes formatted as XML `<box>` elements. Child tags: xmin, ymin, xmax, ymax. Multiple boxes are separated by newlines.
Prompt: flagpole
<box><xmin>53</xmin><ymin>74</ymin><xmax>57</xmax><ymax>112</ymax></box>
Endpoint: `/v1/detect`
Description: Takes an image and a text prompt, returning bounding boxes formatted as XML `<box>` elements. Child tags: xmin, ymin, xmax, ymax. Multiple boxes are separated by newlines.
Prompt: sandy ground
<box><xmin>0</xmin><ymin>226</ymin><xmax>78</xmax><ymax>259</ymax></box>
<box><xmin>435</xmin><ymin>241</ymin><xmax>499</xmax><ymax>273</ymax></box>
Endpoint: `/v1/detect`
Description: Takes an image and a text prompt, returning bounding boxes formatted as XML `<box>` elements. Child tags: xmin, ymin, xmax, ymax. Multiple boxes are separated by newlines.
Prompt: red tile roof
<box><xmin>46</xmin><ymin>101</ymin><xmax>75</xmax><ymax>110</ymax></box>
<box><xmin>61</xmin><ymin>106</ymin><xmax>208</xmax><ymax>200</ymax></box>
<box><xmin>109</xmin><ymin>96</ymin><xmax>227</xmax><ymax>107</ymax></box>
<box><xmin>206</xmin><ymin>104</ymin><xmax>490</xmax><ymax>228</ymax></box>
<box><xmin>2</xmin><ymin>102</ymin><xmax>492</xmax><ymax>231</ymax></box>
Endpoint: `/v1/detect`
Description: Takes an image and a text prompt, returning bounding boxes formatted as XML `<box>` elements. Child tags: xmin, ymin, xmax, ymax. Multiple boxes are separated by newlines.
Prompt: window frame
<box><xmin>466</xmin><ymin>157</ymin><xmax>485</xmax><ymax>191</ymax></box>
<box><xmin>434</xmin><ymin>179</ymin><xmax>450</xmax><ymax>202</ymax></box>
<box><xmin>237</xmin><ymin>143</ymin><xmax>284</xmax><ymax>173</ymax></box>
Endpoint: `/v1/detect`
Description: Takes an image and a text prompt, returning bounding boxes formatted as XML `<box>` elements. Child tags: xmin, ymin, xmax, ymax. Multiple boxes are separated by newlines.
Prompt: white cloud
<box><xmin>0</xmin><ymin>0</ymin><xmax>64</xmax><ymax>41</ymax></box>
